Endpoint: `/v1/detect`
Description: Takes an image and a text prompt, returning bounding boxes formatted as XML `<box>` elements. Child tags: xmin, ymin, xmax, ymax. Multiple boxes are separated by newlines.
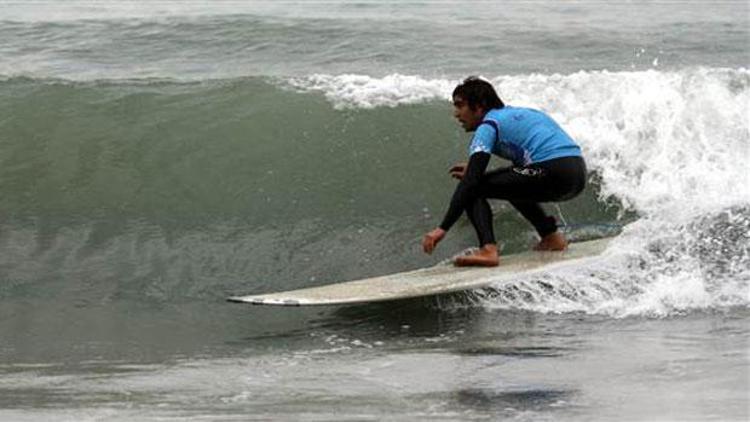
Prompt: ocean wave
<box><xmin>289</xmin><ymin>68</ymin><xmax>750</xmax><ymax>212</ymax></box>
<box><xmin>286</xmin><ymin>67</ymin><xmax>748</xmax><ymax>108</ymax></box>
<box><xmin>1</xmin><ymin>67</ymin><xmax>748</xmax><ymax>316</ymax></box>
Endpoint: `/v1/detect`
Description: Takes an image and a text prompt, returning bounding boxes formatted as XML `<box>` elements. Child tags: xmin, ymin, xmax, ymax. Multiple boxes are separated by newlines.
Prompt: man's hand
<box><xmin>422</xmin><ymin>227</ymin><xmax>446</xmax><ymax>254</ymax></box>
<box><xmin>449</xmin><ymin>162</ymin><xmax>467</xmax><ymax>180</ymax></box>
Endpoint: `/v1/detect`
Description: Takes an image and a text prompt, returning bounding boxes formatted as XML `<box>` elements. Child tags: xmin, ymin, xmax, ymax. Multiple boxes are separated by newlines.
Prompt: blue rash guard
<box><xmin>469</xmin><ymin>106</ymin><xmax>581</xmax><ymax>166</ymax></box>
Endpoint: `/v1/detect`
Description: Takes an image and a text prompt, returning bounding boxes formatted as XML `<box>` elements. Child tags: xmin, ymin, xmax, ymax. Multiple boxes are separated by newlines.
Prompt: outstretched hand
<box><xmin>449</xmin><ymin>162</ymin><xmax>467</xmax><ymax>180</ymax></box>
<box><xmin>422</xmin><ymin>227</ymin><xmax>446</xmax><ymax>254</ymax></box>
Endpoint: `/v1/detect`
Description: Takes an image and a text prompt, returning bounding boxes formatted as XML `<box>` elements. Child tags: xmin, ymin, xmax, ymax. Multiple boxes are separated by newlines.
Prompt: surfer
<box><xmin>422</xmin><ymin>77</ymin><xmax>586</xmax><ymax>266</ymax></box>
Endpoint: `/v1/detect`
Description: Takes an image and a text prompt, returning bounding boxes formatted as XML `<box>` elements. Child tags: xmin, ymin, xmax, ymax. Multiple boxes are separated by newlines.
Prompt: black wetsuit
<box><xmin>439</xmin><ymin>144</ymin><xmax>587</xmax><ymax>246</ymax></box>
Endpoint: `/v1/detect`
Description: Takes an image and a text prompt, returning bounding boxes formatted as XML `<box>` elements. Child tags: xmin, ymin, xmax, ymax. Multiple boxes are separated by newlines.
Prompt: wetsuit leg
<box><xmin>509</xmin><ymin>201</ymin><xmax>558</xmax><ymax>237</ymax></box>
<box><xmin>467</xmin><ymin>156</ymin><xmax>586</xmax><ymax>245</ymax></box>
<box><xmin>466</xmin><ymin>197</ymin><xmax>496</xmax><ymax>246</ymax></box>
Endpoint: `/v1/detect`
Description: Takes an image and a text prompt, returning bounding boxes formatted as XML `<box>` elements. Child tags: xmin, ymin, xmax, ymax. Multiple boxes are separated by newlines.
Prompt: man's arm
<box><xmin>438</xmin><ymin>151</ymin><xmax>491</xmax><ymax>231</ymax></box>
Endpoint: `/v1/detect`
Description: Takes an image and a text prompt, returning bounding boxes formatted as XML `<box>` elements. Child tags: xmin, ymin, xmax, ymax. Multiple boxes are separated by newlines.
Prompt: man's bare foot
<box><xmin>534</xmin><ymin>231</ymin><xmax>568</xmax><ymax>251</ymax></box>
<box><xmin>454</xmin><ymin>244</ymin><xmax>499</xmax><ymax>267</ymax></box>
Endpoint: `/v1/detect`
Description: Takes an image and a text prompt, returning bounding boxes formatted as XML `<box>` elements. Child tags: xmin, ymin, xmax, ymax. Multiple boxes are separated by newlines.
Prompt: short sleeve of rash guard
<box><xmin>468</xmin><ymin>123</ymin><xmax>496</xmax><ymax>156</ymax></box>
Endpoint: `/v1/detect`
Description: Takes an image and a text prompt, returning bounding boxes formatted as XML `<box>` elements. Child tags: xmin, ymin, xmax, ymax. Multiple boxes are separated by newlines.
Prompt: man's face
<box><xmin>453</xmin><ymin>96</ymin><xmax>485</xmax><ymax>132</ymax></box>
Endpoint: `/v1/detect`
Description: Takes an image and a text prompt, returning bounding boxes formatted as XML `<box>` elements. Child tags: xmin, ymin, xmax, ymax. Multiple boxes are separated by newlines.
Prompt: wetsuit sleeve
<box><xmin>439</xmin><ymin>151</ymin><xmax>491</xmax><ymax>232</ymax></box>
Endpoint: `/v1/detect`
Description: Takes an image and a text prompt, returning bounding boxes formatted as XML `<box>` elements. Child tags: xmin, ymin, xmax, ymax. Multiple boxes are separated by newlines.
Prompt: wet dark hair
<box><xmin>452</xmin><ymin>76</ymin><xmax>505</xmax><ymax>110</ymax></box>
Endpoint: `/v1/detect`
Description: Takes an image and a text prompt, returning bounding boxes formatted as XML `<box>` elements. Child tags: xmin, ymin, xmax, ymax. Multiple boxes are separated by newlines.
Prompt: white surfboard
<box><xmin>227</xmin><ymin>237</ymin><xmax>613</xmax><ymax>306</ymax></box>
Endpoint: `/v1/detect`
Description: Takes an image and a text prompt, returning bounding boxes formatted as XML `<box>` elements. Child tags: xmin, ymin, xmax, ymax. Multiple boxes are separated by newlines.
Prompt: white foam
<box><xmin>469</xmin><ymin>207</ymin><xmax>750</xmax><ymax>318</ymax></box>
<box><xmin>287</xmin><ymin>74</ymin><xmax>456</xmax><ymax>109</ymax></box>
